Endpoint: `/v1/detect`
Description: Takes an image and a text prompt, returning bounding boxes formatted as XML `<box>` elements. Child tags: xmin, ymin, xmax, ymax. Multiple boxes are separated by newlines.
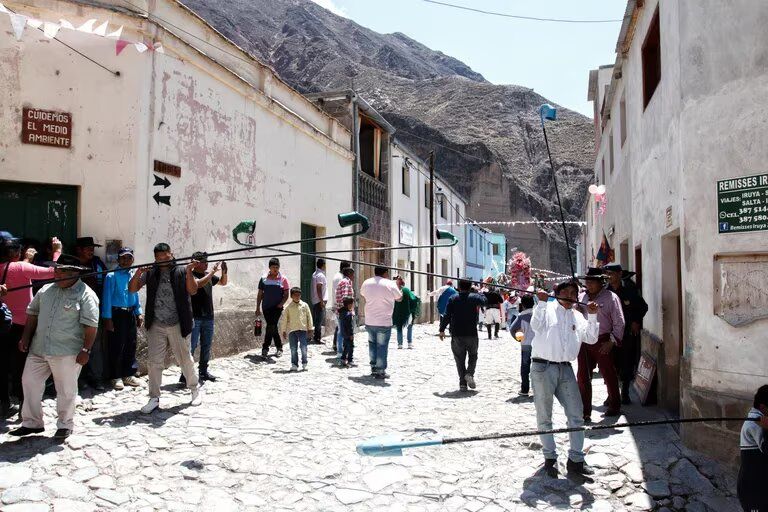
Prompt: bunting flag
<box><xmin>9</xmin><ymin>13</ymin><xmax>26</xmax><ymax>40</ymax></box>
<box><xmin>115</xmin><ymin>39</ymin><xmax>130</xmax><ymax>55</ymax></box>
<box><xmin>0</xmin><ymin>2</ymin><xmax>8</xmax><ymax>14</ymax></box>
<box><xmin>134</xmin><ymin>42</ymin><xmax>148</xmax><ymax>53</ymax></box>
<box><xmin>77</xmin><ymin>19</ymin><xmax>96</xmax><ymax>33</ymax></box>
<box><xmin>26</xmin><ymin>18</ymin><xmax>42</xmax><ymax>28</ymax></box>
<box><xmin>59</xmin><ymin>19</ymin><xmax>74</xmax><ymax>30</ymax></box>
<box><xmin>106</xmin><ymin>26</ymin><xmax>122</xmax><ymax>39</ymax></box>
<box><xmin>595</xmin><ymin>232</ymin><xmax>615</xmax><ymax>267</ymax></box>
<box><xmin>435</xmin><ymin>220</ymin><xmax>586</xmax><ymax>227</ymax></box>
<box><xmin>42</xmin><ymin>21</ymin><xmax>60</xmax><ymax>38</ymax></box>
<box><xmin>93</xmin><ymin>20</ymin><xmax>108</xmax><ymax>36</ymax></box>
<box><xmin>153</xmin><ymin>42</ymin><xmax>164</xmax><ymax>53</ymax></box>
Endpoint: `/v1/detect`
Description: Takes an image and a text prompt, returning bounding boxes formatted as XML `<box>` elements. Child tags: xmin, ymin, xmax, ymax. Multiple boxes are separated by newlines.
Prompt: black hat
<box><xmin>53</xmin><ymin>254</ymin><xmax>89</xmax><ymax>272</ymax></box>
<box><xmin>603</xmin><ymin>263</ymin><xmax>636</xmax><ymax>279</ymax></box>
<box><xmin>75</xmin><ymin>237</ymin><xmax>102</xmax><ymax>248</ymax></box>
<box><xmin>577</xmin><ymin>267</ymin><xmax>607</xmax><ymax>281</ymax></box>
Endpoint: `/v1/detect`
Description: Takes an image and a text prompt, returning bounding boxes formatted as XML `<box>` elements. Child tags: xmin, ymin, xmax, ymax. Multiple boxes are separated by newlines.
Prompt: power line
<box><xmin>421</xmin><ymin>0</ymin><xmax>625</xmax><ymax>24</ymax></box>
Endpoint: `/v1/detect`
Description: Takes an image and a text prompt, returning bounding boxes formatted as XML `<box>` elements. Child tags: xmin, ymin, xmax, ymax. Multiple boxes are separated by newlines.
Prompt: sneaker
<box><xmin>290</xmin><ymin>365</ymin><xmax>298</xmax><ymax>372</ymax></box>
<box><xmin>459</xmin><ymin>385</ymin><xmax>468</xmax><ymax>392</ymax></box>
<box><xmin>111</xmin><ymin>379</ymin><xmax>124</xmax><ymax>390</ymax></box>
<box><xmin>583</xmin><ymin>414</ymin><xmax>592</xmax><ymax>425</ymax></box>
<box><xmin>261</xmin><ymin>349</ymin><xmax>269</xmax><ymax>358</ymax></box>
<box><xmin>122</xmin><ymin>376</ymin><xmax>142</xmax><ymax>387</ymax></box>
<box><xmin>407</xmin><ymin>344</ymin><xmax>413</xmax><ymax>349</ymax></box>
<box><xmin>301</xmin><ymin>364</ymin><xmax>307</xmax><ymax>371</ymax></box>
<box><xmin>276</xmin><ymin>350</ymin><xmax>283</xmax><ymax>358</ymax></box>
<box><xmin>9</xmin><ymin>426</ymin><xmax>44</xmax><ymax>437</ymax></box>
<box><xmin>54</xmin><ymin>428</ymin><xmax>72</xmax><ymax>440</ymax></box>
<box><xmin>190</xmin><ymin>387</ymin><xmax>202</xmax><ymax>406</ymax></box>
<box><xmin>519</xmin><ymin>390</ymin><xmax>529</xmax><ymax>397</ymax></box>
<box><xmin>141</xmin><ymin>398</ymin><xmax>160</xmax><ymax>414</ymax></box>
<box><xmin>465</xmin><ymin>374</ymin><xmax>476</xmax><ymax>389</ymax></box>
<box><xmin>544</xmin><ymin>458</ymin><xmax>558</xmax><ymax>478</ymax></box>
<box><xmin>397</xmin><ymin>345</ymin><xmax>403</xmax><ymax>349</ymax></box>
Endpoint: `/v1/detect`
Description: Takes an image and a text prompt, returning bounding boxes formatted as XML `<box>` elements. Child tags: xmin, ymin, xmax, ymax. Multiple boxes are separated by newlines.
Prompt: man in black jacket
<box><xmin>603</xmin><ymin>263</ymin><xmax>648</xmax><ymax>404</ymax></box>
<box><xmin>129</xmin><ymin>243</ymin><xmax>201</xmax><ymax>414</ymax></box>
<box><xmin>439</xmin><ymin>278</ymin><xmax>487</xmax><ymax>391</ymax></box>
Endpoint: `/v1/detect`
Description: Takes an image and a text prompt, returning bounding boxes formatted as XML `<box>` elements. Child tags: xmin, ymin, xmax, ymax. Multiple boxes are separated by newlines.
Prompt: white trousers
<box><xmin>484</xmin><ymin>308</ymin><xmax>501</xmax><ymax>325</ymax></box>
<box><xmin>147</xmin><ymin>323</ymin><xmax>199</xmax><ymax>399</ymax></box>
<box><xmin>21</xmin><ymin>353</ymin><xmax>82</xmax><ymax>430</ymax></box>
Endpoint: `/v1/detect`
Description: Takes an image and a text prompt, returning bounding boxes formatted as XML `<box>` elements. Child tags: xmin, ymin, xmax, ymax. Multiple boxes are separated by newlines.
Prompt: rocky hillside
<box><xmin>180</xmin><ymin>0</ymin><xmax>595</xmax><ymax>273</ymax></box>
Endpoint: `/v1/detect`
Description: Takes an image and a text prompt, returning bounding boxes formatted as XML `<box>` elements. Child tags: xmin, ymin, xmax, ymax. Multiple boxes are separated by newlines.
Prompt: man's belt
<box><xmin>112</xmin><ymin>307</ymin><xmax>134</xmax><ymax>312</ymax></box>
<box><xmin>532</xmin><ymin>358</ymin><xmax>571</xmax><ymax>366</ymax></box>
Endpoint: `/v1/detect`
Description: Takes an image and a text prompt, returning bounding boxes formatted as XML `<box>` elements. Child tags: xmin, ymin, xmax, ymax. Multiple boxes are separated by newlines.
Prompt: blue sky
<box><xmin>311</xmin><ymin>0</ymin><xmax>626</xmax><ymax>116</ymax></box>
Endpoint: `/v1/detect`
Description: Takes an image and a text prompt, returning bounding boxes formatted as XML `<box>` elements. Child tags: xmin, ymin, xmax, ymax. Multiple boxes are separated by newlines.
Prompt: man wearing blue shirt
<box><xmin>102</xmin><ymin>248</ymin><xmax>143</xmax><ymax>390</ymax></box>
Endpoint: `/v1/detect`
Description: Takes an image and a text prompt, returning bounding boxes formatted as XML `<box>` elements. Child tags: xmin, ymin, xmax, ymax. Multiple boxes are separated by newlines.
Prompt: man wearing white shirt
<box><xmin>360</xmin><ymin>266</ymin><xmax>402</xmax><ymax>379</ymax></box>
<box><xmin>310</xmin><ymin>259</ymin><xmax>328</xmax><ymax>344</ymax></box>
<box><xmin>530</xmin><ymin>280</ymin><xmax>600</xmax><ymax>480</ymax></box>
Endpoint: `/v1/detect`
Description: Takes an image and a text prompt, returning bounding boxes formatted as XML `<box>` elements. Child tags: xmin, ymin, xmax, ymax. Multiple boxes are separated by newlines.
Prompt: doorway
<box><xmin>300</xmin><ymin>223</ymin><xmax>317</xmax><ymax>300</ymax></box>
<box><xmin>660</xmin><ymin>233</ymin><xmax>683</xmax><ymax>415</ymax></box>
<box><xmin>0</xmin><ymin>181</ymin><xmax>79</xmax><ymax>252</ymax></box>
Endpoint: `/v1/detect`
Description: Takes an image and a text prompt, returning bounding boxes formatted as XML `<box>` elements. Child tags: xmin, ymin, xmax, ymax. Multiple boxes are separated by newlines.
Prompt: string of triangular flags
<box><xmin>435</xmin><ymin>220</ymin><xmax>587</xmax><ymax>227</ymax></box>
<box><xmin>0</xmin><ymin>2</ymin><xmax>164</xmax><ymax>55</ymax></box>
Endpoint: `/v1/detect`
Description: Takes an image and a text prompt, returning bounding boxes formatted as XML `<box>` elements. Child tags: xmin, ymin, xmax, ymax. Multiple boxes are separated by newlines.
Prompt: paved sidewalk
<box><xmin>0</xmin><ymin>323</ymin><xmax>741</xmax><ymax>511</ymax></box>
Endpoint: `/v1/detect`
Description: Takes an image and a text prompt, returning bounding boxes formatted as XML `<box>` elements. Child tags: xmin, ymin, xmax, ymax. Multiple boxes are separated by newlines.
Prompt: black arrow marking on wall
<box><xmin>153</xmin><ymin>192</ymin><xmax>171</xmax><ymax>206</ymax></box>
<box><xmin>153</xmin><ymin>174</ymin><xmax>171</xmax><ymax>188</ymax></box>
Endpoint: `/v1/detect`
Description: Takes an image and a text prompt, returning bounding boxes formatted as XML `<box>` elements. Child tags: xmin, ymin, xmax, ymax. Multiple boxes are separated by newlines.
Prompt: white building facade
<box><xmin>583</xmin><ymin>0</ymin><xmax>768</xmax><ymax>464</ymax></box>
<box><xmin>0</xmin><ymin>0</ymin><xmax>354</xmax><ymax>355</ymax></box>
<box><xmin>389</xmin><ymin>140</ymin><xmax>466</xmax><ymax>319</ymax></box>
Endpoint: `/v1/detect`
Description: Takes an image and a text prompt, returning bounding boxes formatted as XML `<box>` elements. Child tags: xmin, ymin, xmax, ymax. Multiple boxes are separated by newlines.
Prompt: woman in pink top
<box><xmin>0</xmin><ymin>236</ymin><xmax>61</xmax><ymax>417</ymax></box>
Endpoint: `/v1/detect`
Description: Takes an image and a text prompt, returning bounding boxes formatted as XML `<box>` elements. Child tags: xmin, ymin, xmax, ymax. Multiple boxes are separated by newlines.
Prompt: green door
<box><xmin>300</xmin><ymin>223</ymin><xmax>317</xmax><ymax>301</ymax></box>
<box><xmin>0</xmin><ymin>181</ymin><xmax>78</xmax><ymax>253</ymax></box>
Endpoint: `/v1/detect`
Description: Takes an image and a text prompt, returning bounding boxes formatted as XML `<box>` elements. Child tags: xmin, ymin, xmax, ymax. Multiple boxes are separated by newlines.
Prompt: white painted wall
<box><xmin>0</xmin><ymin>0</ymin><xmax>354</xmax><ymax>312</ymax></box>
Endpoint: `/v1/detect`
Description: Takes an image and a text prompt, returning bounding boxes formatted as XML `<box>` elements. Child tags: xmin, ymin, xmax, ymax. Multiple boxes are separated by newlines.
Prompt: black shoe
<box><xmin>566</xmin><ymin>459</ymin><xmax>594</xmax><ymax>478</ymax></box>
<box><xmin>544</xmin><ymin>458</ymin><xmax>558</xmax><ymax>478</ymax></box>
<box><xmin>179</xmin><ymin>374</ymin><xmax>187</xmax><ymax>384</ymax></box>
<box><xmin>261</xmin><ymin>349</ymin><xmax>269</xmax><ymax>358</ymax></box>
<box><xmin>583</xmin><ymin>414</ymin><xmax>591</xmax><ymax>424</ymax></box>
<box><xmin>621</xmin><ymin>389</ymin><xmax>632</xmax><ymax>405</ymax></box>
<box><xmin>275</xmin><ymin>350</ymin><xmax>283</xmax><ymax>358</ymax></box>
<box><xmin>199</xmin><ymin>371</ymin><xmax>217</xmax><ymax>382</ymax></box>
<box><xmin>459</xmin><ymin>385</ymin><xmax>468</xmax><ymax>392</ymax></box>
<box><xmin>54</xmin><ymin>428</ymin><xmax>72</xmax><ymax>440</ymax></box>
<box><xmin>604</xmin><ymin>408</ymin><xmax>621</xmax><ymax>417</ymax></box>
<box><xmin>9</xmin><ymin>426</ymin><xmax>44</xmax><ymax>437</ymax></box>
<box><xmin>1</xmin><ymin>402</ymin><xmax>18</xmax><ymax>419</ymax></box>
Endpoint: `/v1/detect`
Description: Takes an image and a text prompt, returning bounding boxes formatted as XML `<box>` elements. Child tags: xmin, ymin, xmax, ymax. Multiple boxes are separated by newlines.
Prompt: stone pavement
<box><xmin>0</xmin><ymin>323</ymin><xmax>742</xmax><ymax>511</ymax></box>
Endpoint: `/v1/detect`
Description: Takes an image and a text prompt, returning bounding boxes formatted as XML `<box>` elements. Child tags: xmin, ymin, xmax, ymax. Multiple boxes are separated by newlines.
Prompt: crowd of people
<box><xmin>0</xmin><ymin>234</ymin><xmax>765</xmax><ymax>510</ymax></box>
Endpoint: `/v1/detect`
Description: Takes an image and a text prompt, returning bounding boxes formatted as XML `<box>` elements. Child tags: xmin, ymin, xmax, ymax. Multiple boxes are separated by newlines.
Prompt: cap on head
<box><xmin>118</xmin><ymin>247</ymin><xmax>134</xmax><ymax>257</ymax></box>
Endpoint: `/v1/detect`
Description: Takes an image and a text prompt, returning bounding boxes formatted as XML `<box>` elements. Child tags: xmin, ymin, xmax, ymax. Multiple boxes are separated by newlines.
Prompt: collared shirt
<box><xmin>335</xmin><ymin>277</ymin><xmax>354</xmax><ymax>312</ymax></box>
<box><xmin>360</xmin><ymin>276</ymin><xmax>402</xmax><ymax>327</ymax></box>
<box><xmin>311</xmin><ymin>269</ymin><xmax>328</xmax><ymax>305</ymax></box>
<box><xmin>278</xmin><ymin>299</ymin><xmax>313</xmax><ymax>334</ymax></box>
<box><xmin>101</xmin><ymin>268</ymin><xmax>142</xmax><ymax>319</ymax></box>
<box><xmin>26</xmin><ymin>280</ymin><xmax>100</xmax><ymax>356</ymax></box>
<box><xmin>578</xmin><ymin>287</ymin><xmax>625</xmax><ymax>342</ymax></box>
<box><xmin>154</xmin><ymin>268</ymin><xmax>179</xmax><ymax>326</ymax></box>
<box><xmin>530</xmin><ymin>301</ymin><xmax>599</xmax><ymax>362</ymax></box>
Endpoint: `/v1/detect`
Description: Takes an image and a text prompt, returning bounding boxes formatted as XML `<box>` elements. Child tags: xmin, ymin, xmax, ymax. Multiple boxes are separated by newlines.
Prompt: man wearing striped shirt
<box><xmin>334</xmin><ymin>267</ymin><xmax>354</xmax><ymax>357</ymax></box>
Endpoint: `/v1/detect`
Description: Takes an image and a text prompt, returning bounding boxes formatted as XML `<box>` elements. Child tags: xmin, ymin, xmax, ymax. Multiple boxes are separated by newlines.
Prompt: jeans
<box><xmin>336</xmin><ymin>312</ymin><xmax>344</xmax><ymax>354</ymax></box>
<box><xmin>108</xmin><ymin>309</ymin><xmax>139</xmax><ymax>380</ymax></box>
<box><xmin>530</xmin><ymin>361</ymin><xmax>585</xmax><ymax>463</ymax></box>
<box><xmin>262</xmin><ymin>306</ymin><xmax>283</xmax><ymax>353</ymax></box>
<box><xmin>366</xmin><ymin>326</ymin><xmax>392</xmax><ymax>373</ymax></box>
<box><xmin>395</xmin><ymin>322</ymin><xmax>413</xmax><ymax>346</ymax></box>
<box><xmin>451</xmin><ymin>335</ymin><xmax>478</xmax><ymax>387</ymax></box>
<box><xmin>190</xmin><ymin>317</ymin><xmax>215</xmax><ymax>374</ymax></box>
<box><xmin>311</xmin><ymin>302</ymin><xmax>325</xmax><ymax>342</ymax></box>
<box><xmin>520</xmin><ymin>345</ymin><xmax>532</xmax><ymax>394</ymax></box>
<box><xmin>342</xmin><ymin>337</ymin><xmax>354</xmax><ymax>363</ymax></box>
<box><xmin>288</xmin><ymin>331</ymin><xmax>308</xmax><ymax>367</ymax></box>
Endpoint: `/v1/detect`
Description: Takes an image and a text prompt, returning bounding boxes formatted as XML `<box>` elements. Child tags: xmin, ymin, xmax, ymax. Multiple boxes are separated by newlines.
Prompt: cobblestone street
<box><xmin>0</xmin><ymin>323</ymin><xmax>741</xmax><ymax>511</ymax></box>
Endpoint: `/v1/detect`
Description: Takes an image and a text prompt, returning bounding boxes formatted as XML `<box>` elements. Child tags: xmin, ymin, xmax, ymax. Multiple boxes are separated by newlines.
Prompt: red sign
<box><xmin>154</xmin><ymin>160</ymin><xmax>181</xmax><ymax>178</ymax></box>
<box><xmin>633</xmin><ymin>351</ymin><xmax>657</xmax><ymax>405</ymax></box>
<box><xmin>21</xmin><ymin>107</ymin><xmax>72</xmax><ymax>148</ymax></box>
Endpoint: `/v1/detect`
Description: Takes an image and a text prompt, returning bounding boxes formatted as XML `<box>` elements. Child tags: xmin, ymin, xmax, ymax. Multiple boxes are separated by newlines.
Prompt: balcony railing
<box><xmin>359</xmin><ymin>172</ymin><xmax>388</xmax><ymax>211</ymax></box>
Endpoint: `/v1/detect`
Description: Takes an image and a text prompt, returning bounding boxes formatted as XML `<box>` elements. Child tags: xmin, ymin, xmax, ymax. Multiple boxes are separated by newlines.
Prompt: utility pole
<box><xmin>428</xmin><ymin>150</ymin><xmax>435</xmax><ymax>323</ymax></box>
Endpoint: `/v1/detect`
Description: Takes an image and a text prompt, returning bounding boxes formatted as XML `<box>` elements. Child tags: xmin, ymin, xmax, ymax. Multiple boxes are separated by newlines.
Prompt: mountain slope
<box><xmin>180</xmin><ymin>0</ymin><xmax>594</xmax><ymax>273</ymax></box>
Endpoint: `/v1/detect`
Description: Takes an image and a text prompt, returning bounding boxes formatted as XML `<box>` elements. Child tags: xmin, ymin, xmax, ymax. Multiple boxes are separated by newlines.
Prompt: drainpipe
<box><xmin>352</xmin><ymin>94</ymin><xmax>361</xmax><ymax>304</ymax></box>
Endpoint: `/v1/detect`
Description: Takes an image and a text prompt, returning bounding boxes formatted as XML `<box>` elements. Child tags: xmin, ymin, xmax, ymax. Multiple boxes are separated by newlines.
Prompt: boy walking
<box><xmin>339</xmin><ymin>296</ymin><xmax>356</xmax><ymax>367</ymax></box>
<box><xmin>392</xmin><ymin>275</ymin><xmax>418</xmax><ymax>349</ymax></box>
<box><xmin>278</xmin><ymin>287</ymin><xmax>313</xmax><ymax>371</ymax></box>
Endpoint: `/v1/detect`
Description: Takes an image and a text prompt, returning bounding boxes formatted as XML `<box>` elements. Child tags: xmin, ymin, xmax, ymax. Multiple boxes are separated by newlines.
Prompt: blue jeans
<box><xmin>366</xmin><ymin>326</ymin><xmax>392</xmax><ymax>373</ymax></box>
<box><xmin>520</xmin><ymin>345</ymin><xmax>532</xmax><ymax>394</ymax></box>
<box><xmin>530</xmin><ymin>361</ymin><xmax>585</xmax><ymax>463</ymax></box>
<box><xmin>288</xmin><ymin>331</ymin><xmax>308</xmax><ymax>367</ymax></box>
<box><xmin>190</xmin><ymin>317</ymin><xmax>214</xmax><ymax>373</ymax></box>
<box><xmin>336</xmin><ymin>312</ymin><xmax>344</xmax><ymax>355</ymax></box>
<box><xmin>395</xmin><ymin>322</ymin><xmax>413</xmax><ymax>346</ymax></box>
